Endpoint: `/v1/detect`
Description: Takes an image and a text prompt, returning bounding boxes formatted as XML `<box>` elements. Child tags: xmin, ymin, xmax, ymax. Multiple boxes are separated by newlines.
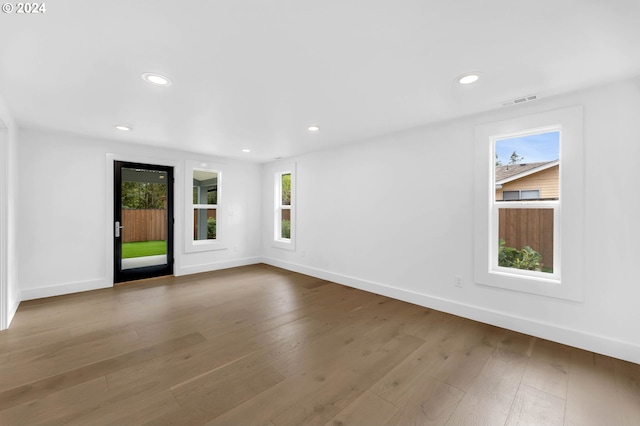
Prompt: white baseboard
<box><xmin>7</xmin><ymin>294</ymin><xmax>20</xmax><ymax>326</ymax></box>
<box><xmin>21</xmin><ymin>279</ymin><xmax>111</xmax><ymax>301</ymax></box>
<box><xmin>175</xmin><ymin>257</ymin><xmax>262</xmax><ymax>276</ymax></box>
<box><xmin>261</xmin><ymin>257</ymin><xmax>640</xmax><ymax>365</ymax></box>
<box><xmin>18</xmin><ymin>258</ymin><xmax>262</xmax><ymax>301</ymax></box>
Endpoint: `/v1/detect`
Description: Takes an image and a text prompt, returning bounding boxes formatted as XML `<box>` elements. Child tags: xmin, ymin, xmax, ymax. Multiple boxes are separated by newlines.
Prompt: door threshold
<box><xmin>114</xmin><ymin>274</ymin><xmax>175</xmax><ymax>286</ymax></box>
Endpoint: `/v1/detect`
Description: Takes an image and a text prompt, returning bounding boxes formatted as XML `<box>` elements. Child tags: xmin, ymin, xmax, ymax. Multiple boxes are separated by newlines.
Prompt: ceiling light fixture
<box><xmin>141</xmin><ymin>72</ymin><xmax>172</xmax><ymax>86</ymax></box>
<box><xmin>308</xmin><ymin>125</ymin><xmax>320</xmax><ymax>132</ymax></box>
<box><xmin>458</xmin><ymin>73</ymin><xmax>480</xmax><ymax>85</ymax></box>
<box><xmin>242</xmin><ymin>148</ymin><xmax>251</xmax><ymax>153</ymax></box>
<box><xmin>115</xmin><ymin>125</ymin><xmax>132</xmax><ymax>131</ymax></box>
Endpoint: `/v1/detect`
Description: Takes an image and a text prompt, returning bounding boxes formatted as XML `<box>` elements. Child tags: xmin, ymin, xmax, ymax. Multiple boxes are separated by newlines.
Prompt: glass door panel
<box><xmin>114</xmin><ymin>161</ymin><xmax>173</xmax><ymax>282</ymax></box>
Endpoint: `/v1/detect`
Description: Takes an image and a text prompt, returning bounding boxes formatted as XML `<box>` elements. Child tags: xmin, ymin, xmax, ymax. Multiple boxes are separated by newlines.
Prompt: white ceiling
<box><xmin>1</xmin><ymin>0</ymin><xmax>639</xmax><ymax>163</ymax></box>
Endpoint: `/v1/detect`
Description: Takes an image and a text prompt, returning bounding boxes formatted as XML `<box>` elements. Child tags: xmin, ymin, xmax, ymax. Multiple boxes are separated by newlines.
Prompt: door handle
<box><xmin>115</xmin><ymin>221</ymin><xmax>125</xmax><ymax>238</ymax></box>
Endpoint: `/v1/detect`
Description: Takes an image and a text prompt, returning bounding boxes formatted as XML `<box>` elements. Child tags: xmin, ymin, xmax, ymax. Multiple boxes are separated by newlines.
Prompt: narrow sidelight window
<box><xmin>275</xmin><ymin>172</ymin><xmax>292</xmax><ymax>242</ymax></box>
<box><xmin>193</xmin><ymin>170</ymin><xmax>218</xmax><ymax>241</ymax></box>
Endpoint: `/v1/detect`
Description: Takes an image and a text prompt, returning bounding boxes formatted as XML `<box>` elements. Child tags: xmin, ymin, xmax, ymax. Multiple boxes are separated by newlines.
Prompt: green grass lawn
<box><xmin>122</xmin><ymin>240</ymin><xmax>167</xmax><ymax>259</ymax></box>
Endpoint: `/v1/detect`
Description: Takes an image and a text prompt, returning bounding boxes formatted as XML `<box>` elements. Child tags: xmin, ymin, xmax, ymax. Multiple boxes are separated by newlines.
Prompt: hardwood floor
<box><xmin>0</xmin><ymin>264</ymin><xmax>638</xmax><ymax>425</ymax></box>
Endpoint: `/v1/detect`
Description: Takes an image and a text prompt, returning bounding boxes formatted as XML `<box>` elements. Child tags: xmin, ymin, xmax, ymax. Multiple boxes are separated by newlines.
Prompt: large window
<box><xmin>493</xmin><ymin>130</ymin><xmax>559</xmax><ymax>279</ymax></box>
<box><xmin>474</xmin><ymin>106</ymin><xmax>584</xmax><ymax>301</ymax></box>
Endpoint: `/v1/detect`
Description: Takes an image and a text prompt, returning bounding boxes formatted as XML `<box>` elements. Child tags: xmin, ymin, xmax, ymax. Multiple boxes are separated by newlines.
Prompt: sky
<box><xmin>495</xmin><ymin>131</ymin><xmax>559</xmax><ymax>165</ymax></box>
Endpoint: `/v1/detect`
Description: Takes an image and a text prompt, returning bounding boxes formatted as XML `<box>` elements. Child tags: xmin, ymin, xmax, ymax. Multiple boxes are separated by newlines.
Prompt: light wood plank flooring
<box><xmin>1</xmin><ymin>264</ymin><xmax>638</xmax><ymax>425</ymax></box>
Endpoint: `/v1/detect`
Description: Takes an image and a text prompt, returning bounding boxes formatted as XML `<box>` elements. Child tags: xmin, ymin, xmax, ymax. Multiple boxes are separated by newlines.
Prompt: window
<box><xmin>474</xmin><ymin>105</ymin><xmax>584</xmax><ymax>301</ymax></box>
<box><xmin>494</xmin><ymin>130</ymin><xmax>559</xmax><ymax>278</ymax></box>
<box><xmin>502</xmin><ymin>190</ymin><xmax>540</xmax><ymax>201</ymax></box>
<box><xmin>277</xmin><ymin>173</ymin><xmax>291</xmax><ymax>240</ymax></box>
<box><xmin>193</xmin><ymin>170</ymin><xmax>218</xmax><ymax>241</ymax></box>
<box><xmin>272</xmin><ymin>164</ymin><xmax>296</xmax><ymax>250</ymax></box>
<box><xmin>184</xmin><ymin>161</ymin><xmax>226</xmax><ymax>253</ymax></box>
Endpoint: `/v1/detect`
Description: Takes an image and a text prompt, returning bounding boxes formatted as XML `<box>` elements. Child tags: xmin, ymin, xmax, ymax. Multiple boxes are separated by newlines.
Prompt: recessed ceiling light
<box><xmin>115</xmin><ymin>125</ymin><xmax>132</xmax><ymax>131</ymax></box>
<box><xmin>242</xmin><ymin>148</ymin><xmax>251</xmax><ymax>153</ymax></box>
<box><xmin>308</xmin><ymin>125</ymin><xmax>320</xmax><ymax>132</ymax></box>
<box><xmin>458</xmin><ymin>73</ymin><xmax>480</xmax><ymax>85</ymax></box>
<box><xmin>141</xmin><ymin>72</ymin><xmax>172</xmax><ymax>86</ymax></box>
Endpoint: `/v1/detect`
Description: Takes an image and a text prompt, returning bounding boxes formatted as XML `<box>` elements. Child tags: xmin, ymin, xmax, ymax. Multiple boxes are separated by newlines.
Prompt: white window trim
<box><xmin>474</xmin><ymin>105</ymin><xmax>584</xmax><ymax>301</ymax></box>
<box><xmin>272</xmin><ymin>163</ymin><xmax>296</xmax><ymax>251</ymax></box>
<box><xmin>184</xmin><ymin>160</ymin><xmax>227</xmax><ymax>253</ymax></box>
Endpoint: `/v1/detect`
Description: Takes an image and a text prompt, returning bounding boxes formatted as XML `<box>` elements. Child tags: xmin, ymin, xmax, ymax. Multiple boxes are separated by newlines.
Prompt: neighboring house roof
<box><xmin>495</xmin><ymin>160</ymin><xmax>559</xmax><ymax>185</ymax></box>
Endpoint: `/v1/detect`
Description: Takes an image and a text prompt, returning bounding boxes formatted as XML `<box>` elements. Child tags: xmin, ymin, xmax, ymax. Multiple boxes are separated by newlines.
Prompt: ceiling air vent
<box><xmin>502</xmin><ymin>94</ymin><xmax>538</xmax><ymax>107</ymax></box>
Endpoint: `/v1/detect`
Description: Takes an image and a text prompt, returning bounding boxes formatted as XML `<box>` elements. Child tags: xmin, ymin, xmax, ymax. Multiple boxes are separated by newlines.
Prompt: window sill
<box><xmin>272</xmin><ymin>239</ymin><xmax>295</xmax><ymax>251</ymax></box>
<box><xmin>186</xmin><ymin>240</ymin><xmax>227</xmax><ymax>253</ymax></box>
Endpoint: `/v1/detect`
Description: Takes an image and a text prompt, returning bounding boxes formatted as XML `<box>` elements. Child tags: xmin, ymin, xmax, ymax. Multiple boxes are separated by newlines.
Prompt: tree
<box><xmin>495</xmin><ymin>153</ymin><xmax>502</xmax><ymax>167</ymax></box>
<box><xmin>281</xmin><ymin>173</ymin><xmax>291</xmax><ymax>205</ymax></box>
<box><xmin>121</xmin><ymin>182</ymin><xmax>166</xmax><ymax>209</ymax></box>
<box><xmin>509</xmin><ymin>151</ymin><xmax>524</xmax><ymax>165</ymax></box>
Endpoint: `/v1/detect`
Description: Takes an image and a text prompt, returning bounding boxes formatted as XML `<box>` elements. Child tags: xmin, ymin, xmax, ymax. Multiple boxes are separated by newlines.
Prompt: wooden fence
<box><xmin>121</xmin><ymin>209</ymin><xmax>166</xmax><ymax>243</ymax></box>
<box><xmin>498</xmin><ymin>208</ymin><xmax>554</xmax><ymax>270</ymax></box>
<box><xmin>193</xmin><ymin>209</ymin><xmax>217</xmax><ymax>239</ymax></box>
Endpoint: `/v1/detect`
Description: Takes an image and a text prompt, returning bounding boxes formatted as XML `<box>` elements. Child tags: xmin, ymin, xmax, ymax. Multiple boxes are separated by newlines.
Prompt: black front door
<box><xmin>114</xmin><ymin>161</ymin><xmax>174</xmax><ymax>283</ymax></box>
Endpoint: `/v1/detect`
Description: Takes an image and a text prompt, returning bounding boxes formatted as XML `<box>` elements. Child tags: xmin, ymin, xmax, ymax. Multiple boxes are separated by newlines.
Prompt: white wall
<box><xmin>262</xmin><ymin>76</ymin><xmax>640</xmax><ymax>364</ymax></box>
<box><xmin>18</xmin><ymin>129</ymin><xmax>262</xmax><ymax>300</ymax></box>
<box><xmin>0</xmin><ymin>92</ymin><xmax>19</xmax><ymax>329</ymax></box>
<box><xmin>8</xmin><ymin>76</ymin><xmax>640</xmax><ymax>363</ymax></box>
